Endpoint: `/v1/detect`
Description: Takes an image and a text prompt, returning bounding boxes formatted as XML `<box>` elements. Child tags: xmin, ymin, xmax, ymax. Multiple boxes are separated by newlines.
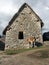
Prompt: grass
<box><xmin>38</xmin><ymin>50</ymin><xmax>49</xmax><ymax>58</ymax></box>
<box><xmin>4</xmin><ymin>46</ymin><xmax>48</xmax><ymax>55</ymax></box>
<box><xmin>28</xmin><ymin>48</ymin><xmax>49</xmax><ymax>59</ymax></box>
<box><xmin>4</xmin><ymin>47</ymin><xmax>43</xmax><ymax>55</ymax></box>
<box><xmin>4</xmin><ymin>48</ymin><xmax>33</xmax><ymax>55</ymax></box>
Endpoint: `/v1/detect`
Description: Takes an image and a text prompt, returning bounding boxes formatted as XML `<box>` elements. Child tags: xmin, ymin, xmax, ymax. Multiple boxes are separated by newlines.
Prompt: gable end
<box><xmin>3</xmin><ymin>3</ymin><xmax>44</xmax><ymax>35</ymax></box>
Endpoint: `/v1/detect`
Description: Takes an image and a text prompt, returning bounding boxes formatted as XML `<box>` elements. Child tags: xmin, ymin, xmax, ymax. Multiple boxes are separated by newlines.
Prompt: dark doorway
<box><xmin>18</xmin><ymin>31</ymin><xmax>24</xmax><ymax>39</ymax></box>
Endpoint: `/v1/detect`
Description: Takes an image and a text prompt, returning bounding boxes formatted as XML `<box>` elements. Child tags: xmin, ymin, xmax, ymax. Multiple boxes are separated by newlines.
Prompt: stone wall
<box><xmin>5</xmin><ymin>4</ymin><xmax>43</xmax><ymax>49</ymax></box>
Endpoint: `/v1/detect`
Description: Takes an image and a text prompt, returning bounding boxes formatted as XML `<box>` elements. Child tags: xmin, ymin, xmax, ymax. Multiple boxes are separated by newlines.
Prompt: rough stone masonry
<box><xmin>3</xmin><ymin>3</ymin><xmax>44</xmax><ymax>49</ymax></box>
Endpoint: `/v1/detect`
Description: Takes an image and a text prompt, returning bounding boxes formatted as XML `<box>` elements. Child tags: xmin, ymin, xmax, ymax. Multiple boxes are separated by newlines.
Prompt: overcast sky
<box><xmin>0</xmin><ymin>0</ymin><xmax>49</xmax><ymax>35</ymax></box>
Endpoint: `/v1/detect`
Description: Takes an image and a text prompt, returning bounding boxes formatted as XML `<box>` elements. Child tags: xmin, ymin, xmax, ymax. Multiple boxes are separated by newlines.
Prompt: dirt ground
<box><xmin>0</xmin><ymin>47</ymin><xmax>49</xmax><ymax>65</ymax></box>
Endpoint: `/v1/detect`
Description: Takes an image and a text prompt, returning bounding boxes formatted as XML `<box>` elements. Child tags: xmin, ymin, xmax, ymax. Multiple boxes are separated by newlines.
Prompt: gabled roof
<box><xmin>3</xmin><ymin>3</ymin><xmax>44</xmax><ymax>35</ymax></box>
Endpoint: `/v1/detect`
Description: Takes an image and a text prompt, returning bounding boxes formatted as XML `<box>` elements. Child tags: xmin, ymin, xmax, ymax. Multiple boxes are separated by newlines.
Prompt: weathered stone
<box><xmin>3</xmin><ymin>3</ymin><xmax>43</xmax><ymax>49</ymax></box>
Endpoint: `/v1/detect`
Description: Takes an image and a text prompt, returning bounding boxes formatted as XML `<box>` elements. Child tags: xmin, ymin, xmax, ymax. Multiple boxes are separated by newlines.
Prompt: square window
<box><xmin>18</xmin><ymin>31</ymin><xmax>24</xmax><ymax>39</ymax></box>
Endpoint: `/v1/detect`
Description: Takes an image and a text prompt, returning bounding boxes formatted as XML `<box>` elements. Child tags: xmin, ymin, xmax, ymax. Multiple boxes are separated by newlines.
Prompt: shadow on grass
<box><xmin>28</xmin><ymin>49</ymin><xmax>49</xmax><ymax>59</ymax></box>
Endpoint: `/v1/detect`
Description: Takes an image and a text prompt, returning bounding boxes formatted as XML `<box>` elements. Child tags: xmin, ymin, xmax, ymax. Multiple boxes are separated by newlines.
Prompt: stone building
<box><xmin>3</xmin><ymin>3</ymin><xmax>44</xmax><ymax>49</ymax></box>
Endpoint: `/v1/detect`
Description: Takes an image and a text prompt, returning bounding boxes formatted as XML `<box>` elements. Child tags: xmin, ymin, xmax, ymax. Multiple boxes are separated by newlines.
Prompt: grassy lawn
<box><xmin>0</xmin><ymin>45</ymin><xmax>49</xmax><ymax>60</ymax></box>
<box><xmin>4</xmin><ymin>46</ymin><xmax>44</xmax><ymax>55</ymax></box>
<box><xmin>0</xmin><ymin>46</ymin><xmax>49</xmax><ymax>65</ymax></box>
<box><xmin>4</xmin><ymin>48</ymin><xmax>33</xmax><ymax>55</ymax></box>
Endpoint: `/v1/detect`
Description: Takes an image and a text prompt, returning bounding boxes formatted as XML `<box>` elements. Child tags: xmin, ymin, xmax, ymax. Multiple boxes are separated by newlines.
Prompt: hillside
<box><xmin>0</xmin><ymin>46</ymin><xmax>49</xmax><ymax>65</ymax></box>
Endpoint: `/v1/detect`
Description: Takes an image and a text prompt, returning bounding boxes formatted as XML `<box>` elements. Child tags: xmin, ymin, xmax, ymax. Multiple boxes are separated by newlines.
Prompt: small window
<box><xmin>18</xmin><ymin>31</ymin><xmax>24</xmax><ymax>39</ymax></box>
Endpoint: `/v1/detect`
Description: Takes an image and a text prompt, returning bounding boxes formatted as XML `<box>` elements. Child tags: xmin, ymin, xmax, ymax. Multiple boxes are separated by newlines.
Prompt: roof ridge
<box><xmin>3</xmin><ymin>3</ymin><xmax>44</xmax><ymax>35</ymax></box>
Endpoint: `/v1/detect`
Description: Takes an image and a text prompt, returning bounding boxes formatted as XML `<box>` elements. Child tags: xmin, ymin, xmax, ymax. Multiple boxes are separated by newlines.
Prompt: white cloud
<box><xmin>0</xmin><ymin>0</ymin><xmax>18</xmax><ymax>15</ymax></box>
<box><xmin>45</xmin><ymin>7</ymin><xmax>49</xmax><ymax>10</ymax></box>
<box><xmin>0</xmin><ymin>0</ymin><xmax>49</xmax><ymax>35</ymax></box>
